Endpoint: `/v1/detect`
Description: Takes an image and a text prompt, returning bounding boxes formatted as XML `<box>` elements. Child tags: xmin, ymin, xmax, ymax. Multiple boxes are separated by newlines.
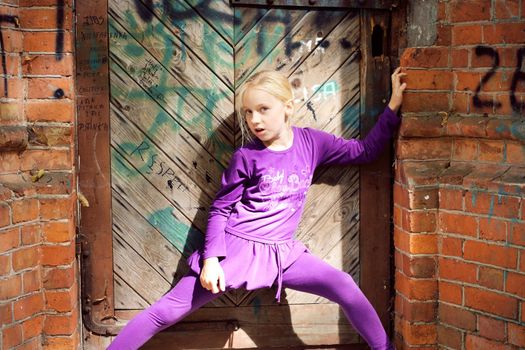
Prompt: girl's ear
<box><xmin>284</xmin><ymin>98</ymin><xmax>294</xmax><ymax>118</ymax></box>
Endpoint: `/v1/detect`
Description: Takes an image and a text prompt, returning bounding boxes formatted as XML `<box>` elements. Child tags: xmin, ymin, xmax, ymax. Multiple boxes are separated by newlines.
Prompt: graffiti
<box><xmin>510</xmin><ymin>47</ymin><xmax>525</xmax><ymax>113</ymax></box>
<box><xmin>0</xmin><ymin>15</ymin><xmax>18</xmax><ymax>97</ymax></box>
<box><xmin>293</xmin><ymin>80</ymin><xmax>339</xmax><ymax>104</ymax></box>
<box><xmin>473</xmin><ymin>46</ymin><xmax>501</xmax><ymax>109</ymax></box>
<box><xmin>55</xmin><ymin>0</ymin><xmax>65</xmax><ymax>61</ymax></box>
<box><xmin>473</xmin><ymin>45</ymin><xmax>525</xmax><ymax>114</ymax></box>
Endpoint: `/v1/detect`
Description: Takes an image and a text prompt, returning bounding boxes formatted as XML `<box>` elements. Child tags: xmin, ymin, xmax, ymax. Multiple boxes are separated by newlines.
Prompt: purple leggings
<box><xmin>108</xmin><ymin>252</ymin><xmax>392</xmax><ymax>350</ymax></box>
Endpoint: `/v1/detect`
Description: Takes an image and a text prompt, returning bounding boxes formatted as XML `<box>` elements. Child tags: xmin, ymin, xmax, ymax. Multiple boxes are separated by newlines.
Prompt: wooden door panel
<box><xmin>108</xmin><ymin>2</ymin><xmax>369</xmax><ymax>348</ymax></box>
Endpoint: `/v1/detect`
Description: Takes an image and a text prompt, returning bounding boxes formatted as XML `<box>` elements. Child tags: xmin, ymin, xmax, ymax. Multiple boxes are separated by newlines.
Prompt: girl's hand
<box><xmin>200</xmin><ymin>257</ymin><xmax>226</xmax><ymax>294</ymax></box>
<box><xmin>388</xmin><ymin>67</ymin><xmax>407</xmax><ymax>113</ymax></box>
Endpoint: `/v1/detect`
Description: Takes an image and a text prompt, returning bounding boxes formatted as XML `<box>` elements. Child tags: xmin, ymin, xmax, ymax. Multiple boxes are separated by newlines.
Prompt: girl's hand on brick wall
<box><xmin>388</xmin><ymin>67</ymin><xmax>407</xmax><ymax>114</ymax></box>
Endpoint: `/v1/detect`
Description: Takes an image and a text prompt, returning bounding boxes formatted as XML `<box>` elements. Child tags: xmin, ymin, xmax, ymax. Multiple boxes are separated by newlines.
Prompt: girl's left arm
<box><xmin>314</xmin><ymin>68</ymin><xmax>407</xmax><ymax>166</ymax></box>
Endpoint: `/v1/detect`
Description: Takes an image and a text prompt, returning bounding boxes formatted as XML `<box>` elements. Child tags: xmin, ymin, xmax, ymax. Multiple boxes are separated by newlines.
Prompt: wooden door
<box><xmin>95</xmin><ymin>0</ymin><xmax>390</xmax><ymax>348</ymax></box>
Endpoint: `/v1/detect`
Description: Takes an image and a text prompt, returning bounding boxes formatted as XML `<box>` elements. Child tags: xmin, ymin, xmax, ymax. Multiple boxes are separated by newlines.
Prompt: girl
<box><xmin>109</xmin><ymin>68</ymin><xmax>406</xmax><ymax>350</ymax></box>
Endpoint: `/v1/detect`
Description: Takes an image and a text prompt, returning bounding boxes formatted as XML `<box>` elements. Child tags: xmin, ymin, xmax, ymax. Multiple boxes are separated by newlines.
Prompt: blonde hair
<box><xmin>236</xmin><ymin>70</ymin><xmax>294</xmax><ymax>145</ymax></box>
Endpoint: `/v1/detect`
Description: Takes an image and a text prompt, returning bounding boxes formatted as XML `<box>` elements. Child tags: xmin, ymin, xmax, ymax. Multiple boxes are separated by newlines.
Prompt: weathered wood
<box><xmin>114</xmin><ymin>273</ymin><xmax>149</xmax><ymax>309</ymax></box>
<box><xmin>109</xmin><ymin>61</ymin><xmax>227</xmax><ymax>192</ymax></box>
<box><xmin>109</xmin><ymin>0</ymin><xmax>235</xmax><ymax>124</ymax></box>
<box><xmin>359</xmin><ymin>9</ymin><xmax>393</xmax><ymax>337</ymax></box>
<box><xmin>110</xmin><ymin>105</ymin><xmax>212</xmax><ymax>231</ymax></box>
<box><xmin>76</xmin><ymin>0</ymin><xmax>116</xmax><ymax>333</ymax></box>
<box><xmin>234</xmin><ymin>8</ymin><xmax>307</xmax><ymax>84</ymax></box>
<box><xmin>109</xmin><ymin>19</ymin><xmax>235</xmax><ymax>165</ymax></box>
<box><xmin>234</xmin><ymin>6</ymin><xmax>267</xmax><ymax>44</ymax></box>
<box><xmin>186</xmin><ymin>0</ymin><xmax>234</xmax><ymax>45</ymax></box>
<box><xmin>116</xmin><ymin>303</ymin><xmax>361</xmax><ymax>349</ymax></box>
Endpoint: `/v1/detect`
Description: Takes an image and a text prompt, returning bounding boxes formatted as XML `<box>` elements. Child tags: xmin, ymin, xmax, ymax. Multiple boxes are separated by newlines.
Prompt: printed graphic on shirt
<box><xmin>258</xmin><ymin>165</ymin><xmax>313</xmax><ymax>212</ymax></box>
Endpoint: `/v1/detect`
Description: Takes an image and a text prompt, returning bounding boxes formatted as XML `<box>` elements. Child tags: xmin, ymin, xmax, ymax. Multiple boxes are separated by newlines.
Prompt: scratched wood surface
<box><xmin>108</xmin><ymin>1</ymin><xmax>364</xmax><ymax>347</ymax></box>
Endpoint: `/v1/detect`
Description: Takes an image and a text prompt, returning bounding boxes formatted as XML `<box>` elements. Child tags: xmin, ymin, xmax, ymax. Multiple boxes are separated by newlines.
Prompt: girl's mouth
<box><xmin>254</xmin><ymin>127</ymin><xmax>265</xmax><ymax>134</ymax></box>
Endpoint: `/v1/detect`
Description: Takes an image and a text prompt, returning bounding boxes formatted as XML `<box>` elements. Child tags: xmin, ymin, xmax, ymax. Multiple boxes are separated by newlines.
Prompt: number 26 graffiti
<box><xmin>473</xmin><ymin>46</ymin><xmax>525</xmax><ymax>114</ymax></box>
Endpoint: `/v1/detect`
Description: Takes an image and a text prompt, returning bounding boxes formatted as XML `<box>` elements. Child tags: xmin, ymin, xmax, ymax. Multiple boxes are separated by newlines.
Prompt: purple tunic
<box><xmin>187</xmin><ymin>106</ymin><xmax>400</xmax><ymax>301</ymax></box>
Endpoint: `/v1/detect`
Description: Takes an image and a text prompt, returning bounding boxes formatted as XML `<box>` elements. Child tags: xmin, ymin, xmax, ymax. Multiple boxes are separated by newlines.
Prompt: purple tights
<box><xmin>108</xmin><ymin>252</ymin><xmax>392</xmax><ymax>350</ymax></box>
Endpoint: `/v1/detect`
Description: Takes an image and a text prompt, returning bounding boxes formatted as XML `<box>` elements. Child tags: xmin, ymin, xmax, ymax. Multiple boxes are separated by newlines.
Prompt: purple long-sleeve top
<box><xmin>202</xmin><ymin>106</ymin><xmax>400</xmax><ymax>260</ymax></box>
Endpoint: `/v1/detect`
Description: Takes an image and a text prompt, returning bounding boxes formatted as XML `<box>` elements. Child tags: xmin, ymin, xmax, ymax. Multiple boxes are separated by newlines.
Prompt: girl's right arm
<box><xmin>200</xmin><ymin>149</ymin><xmax>249</xmax><ymax>293</ymax></box>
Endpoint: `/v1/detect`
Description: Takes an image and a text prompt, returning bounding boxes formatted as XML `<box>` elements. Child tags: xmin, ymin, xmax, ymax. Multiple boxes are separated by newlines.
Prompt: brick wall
<box><xmin>394</xmin><ymin>0</ymin><xmax>525</xmax><ymax>349</ymax></box>
<box><xmin>0</xmin><ymin>1</ymin><xmax>79</xmax><ymax>349</ymax></box>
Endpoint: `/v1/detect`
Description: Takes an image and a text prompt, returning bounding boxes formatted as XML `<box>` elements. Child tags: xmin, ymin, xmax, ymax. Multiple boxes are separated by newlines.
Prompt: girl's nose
<box><xmin>251</xmin><ymin>112</ymin><xmax>262</xmax><ymax>123</ymax></box>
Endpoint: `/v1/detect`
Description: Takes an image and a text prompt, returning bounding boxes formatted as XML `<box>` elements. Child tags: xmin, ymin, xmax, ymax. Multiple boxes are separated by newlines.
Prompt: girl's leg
<box><xmin>108</xmin><ymin>272</ymin><xmax>220</xmax><ymax>350</ymax></box>
<box><xmin>281</xmin><ymin>252</ymin><xmax>393</xmax><ymax>350</ymax></box>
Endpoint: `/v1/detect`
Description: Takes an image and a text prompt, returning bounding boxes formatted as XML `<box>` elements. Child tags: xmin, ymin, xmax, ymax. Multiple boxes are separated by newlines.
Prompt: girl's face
<box><xmin>242</xmin><ymin>87</ymin><xmax>294</xmax><ymax>149</ymax></box>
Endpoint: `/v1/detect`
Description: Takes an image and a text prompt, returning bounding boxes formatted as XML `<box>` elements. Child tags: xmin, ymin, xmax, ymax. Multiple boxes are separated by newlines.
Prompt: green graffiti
<box><xmin>148</xmin><ymin>207</ymin><xmax>204</xmax><ymax>256</ymax></box>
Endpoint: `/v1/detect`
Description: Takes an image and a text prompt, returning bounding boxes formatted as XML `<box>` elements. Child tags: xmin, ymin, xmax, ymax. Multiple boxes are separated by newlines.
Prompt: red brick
<box><xmin>19</xmin><ymin>0</ymin><xmax>73</xmax><ymax>5</ymax></box>
<box><xmin>482</xmin><ymin>72</ymin><xmax>513</xmax><ymax>93</ymax></box>
<box><xmin>14</xmin><ymin>293</ymin><xmax>44</xmax><ymax>321</ymax></box>
<box><xmin>465</xmin><ymin>191</ymin><xmax>520</xmax><ymax>219</ymax></box>
<box><xmin>0</xmin><ymin>28</ymin><xmax>23</xmax><ymax>52</ymax></box>
<box><xmin>22</xmin><ymin>315</ymin><xmax>44</xmax><ymax>341</ymax></box>
<box><xmin>42</xmin><ymin>221</ymin><xmax>72</xmax><ymax>243</ymax></box>
<box><xmin>452</xmin><ymin>25</ymin><xmax>482</xmax><ymax>45</ymax></box>
<box><xmin>510</xmin><ymin>222</ymin><xmax>525</xmax><ymax>246</ymax></box>
<box><xmin>406</xmin><ymin>256</ymin><xmax>436</xmax><ymax>278</ymax></box>
<box><xmin>436</xmin><ymin>23</ymin><xmax>451</xmax><ymax>46</ymax></box>
<box><xmin>397</xmin><ymin>161</ymin><xmax>448</xmax><ymax>187</ymax></box>
<box><xmin>17</xmin><ymin>337</ymin><xmax>42</xmax><ymax>350</ymax></box>
<box><xmin>43</xmin><ymin>309</ymin><xmax>78</xmax><ymax>335</ymax></box>
<box><xmin>395</xmin><ymin>271</ymin><xmax>438</xmax><ymax>300</ymax></box>
<box><xmin>449</xmin><ymin>0</ymin><xmax>490</xmax><ymax>22</ymax></box>
<box><xmin>509</xmin><ymin>322</ymin><xmax>525</xmax><ymax>347</ymax></box>
<box><xmin>41</xmin><ymin>334</ymin><xmax>79</xmax><ymax>349</ymax></box>
<box><xmin>483</xmin><ymin>23</ymin><xmax>525</xmax><ymax>44</ymax></box>
<box><xmin>462</xmin><ymin>164</ymin><xmax>510</xmax><ymax>189</ymax></box>
<box><xmin>452</xmin><ymin>92</ymin><xmax>469</xmax><ymax>113</ymax></box>
<box><xmin>478</xmin><ymin>315</ymin><xmax>506</xmax><ymax>341</ymax></box>
<box><xmin>471</xmin><ymin>93</ymin><xmax>496</xmax><ymax>115</ymax></box>
<box><xmin>39</xmin><ymin>198</ymin><xmax>73</xmax><ymax>220</ymax></box>
<box><xmin>464</xmin><ymin>240</ymin><xmax>517</xmax><ymax>269</ymax></box>
<box><xmin>454</xmin><ymin>71</ymin><xmax>482</xmax><ymax>91</ymax></box>
<box><xmin>0</xmin><ymin>78</ymin><xmax>23</xmax><ymax>99</ymax></box>
<box><xmin>43</xmin><ymin>266</ymin><xmax>75</xmax><ymax>289</ymax></box>
<box><xmin>20</xmin><ymin>149</ymin><xmax>71</xmax><ymax>172</ymax></box>
<box><xmin>403</xmin><ymin>210</ymin><xmax>437</xmax><ymax>233</ymax></box>
<box><xmin>438</xmin><ymin>212</ymin><xmax>477</xmax><ymax>237</ymax></box>
<box><xmin>405</xmin><ymin>70</ymin><xmax>453</xmax><ymax>90</ymax></box>
<box><xmin>506</xmin><ymin>271</ymin><xmax>525</xmax><ymax>298</ymax></box>
<box><xmin>0</xmin><ymin>152</ymin><xmax>22</xmax><ymax>174</ymax></box>
<box><xmin>21</xmin><ymin>267</ymin><xmax>40</xmax><ymax>298</ymax></box>
<box><xmin>438</xmin><ymin>280</ymin><xmax>462</xmax><ymax>305</ymax></box>
<box><xmin>12</xmin><ymin>199</ymin><xmax>39</xmax><ymax>224</ymax></box>
<box><xmin>397</xmin><ymin>138</ymin><xmax>451</xmax><ymax>160</ymax></box>
<box><xmin>459</xmin><ymin>117</ymin><xmax>489</xmax><ymax>137</ymax></box>
<box><xmin>21</xmin><ymin>224</ymin><xmax>41</xmax><ymax>246</ymax></box>
<box><xmin>439</xmin><ymin>188</ymin><xmax>463</xmax><ymax>211</ymax></box>
<box><xmin>45</xmin><ymin>287</ymin><xmax>77</xmax><ymax>313</ymax></box>
<box><xmin>437</xmin><ymin>324</ymin><xmax>462</xmax><ymax>350</ymax></box>
<box><xmin>399</xmin><ymin>319</ymin><xmax>437</xmax><ymax>346</ymax></box>
<box><xmin>479</xmin><ymin>217</ymin><xmax>507</xmax><ymax>242</ymax></box>
<box><xmin>439</xmin><ymin>235</ymin><xmax>462</xmax><ymax>257</ymax></box>
<box><xmin>394</xmin><ymin>183</ymin><xmax>409</xmax><ymax>208</ymax></box>
<box><xmin>402</xmin><ymin>92</ymin><xmax>450</xmax><ymax>113</ymax></box>
<box><xmin>400</xmin><ymin>47</ymin><xmax>449</xmax><ymax>68</ymax></box>
<box><xmin>465</xmin><ymin>286</ymin><xmax>518</xmax><ymax>319</ymax></box>
<box><xmin>0</xmin><ymin>102</ymin><xmax>24</xmax><ymax>126</ymax></box>
<box><xmin>2</xmin><ymin>324</ymin><xmax>22</xmax><ymax>349</ymax></box>
<box><xmin>0</xmin><ymin>227</ymin><xmax>20</xmax><ymax>253</ymax></box>
<box><xmin>12</xmin><ymin>246</ymin><xmax>40</xmax><ymax>271</ymax></box>
<box><xmin>22</xmin><ymin>54</ymin><xmax>74</xmax><ymax>76</ymax></box>
<box><xmin>451</xmin><ymin>48</ymin><xmax>468</xmax><ymax>68</ymax></box>
<box><xmin>23</xmin><ymin>32</ymin><xmax>73</xmax><ymax>54</ymax></box>
<box><xmin>439</xmin><ymin>303</ymin><xmax>476</xmax><ymax>331</ymax></box>
<box><xmin>478</xmin><ymin>140</ymin><xmax>505</xmax><ymax>162</ymax></box>
<box><xmin>495</xmin><ymin>0</ymin><xmax>519</xmax><ymax>19</ymax></box>
<box><xmin>439</xmin><ymin>257</ymin><xmax>477</xmax><ymax>283</ymax></box>
<box><xmin>409</xmin><ymin>233</ymin><xmax>438</xmax><ymax>254</ymax></box>
<box><xmin>402</xmin><ymin>298</ymin><xmax>437</xmax><ymax>322</ymax></box>
<box><xmin>497</xmin><ymin>93</ymin><xmax>523</xmax><ymax>115</ymax></box>
<box><xmin>521</xmin><ymin>249</ymin><xmax>525</xmax><ymax>272</ymax></box>
<box><xmin>506</xmin><ymin>142</ymin><xmax>525</xmax><ymax>165</ymax></box>
<box><xmin>26</xmin><ymin>101</ymin><xmax>74</xmax><ymax>123</ymax></box>
<box><xmin>29</xmin><ymin>125</ymin><xmax>73</xmax><ymax>147</ymax></box>
<box><xmin>466</xmin><ymin>334</ymin><xmax>513</xmax><ymax>350</ymax></box>
<box><xmin>0</xmin><ymin>254</ymin><xmax>12</xmax><ymax>275</ymax></box>
<box><xmin>0</xmin><ymin>302</ymin><xmax>13</xmax><ymax>325</ymax></box>
<box><xmin>41</xmin><ymin>244</ymin><xmax>75</xmax><ymax>266</ymax></box>
<box><xmin>18</xmin><ymin>8</ymin><xmax>73</xmax><ymax>29</ymax></box>
<box><xmin>453</xmin><ymin>139</ymin><xmax>478</xmax><ymax>161</ymax></box>
<box><xmin>0</xmin><ymin>204</ymin><xmax>11</xmax><ymax>227</ymax></box>
<box><xmin>409</xmin><ymin>188</ymin><xmax>438</xmax><ymax>210</ymax></box>
<box><xmin>478</xmin><ymin>266</ymin><xmax>504</xmax><ymax>290</ymax></box>
<box><xmin>399</xmin><ymin>116</ymin><xmax>445</xmax><ymax>138</ymax></box>
<box><xmin>27</xmin><ymin>77</ymin><xmax>74</xmax><ymax>99</ymax></box>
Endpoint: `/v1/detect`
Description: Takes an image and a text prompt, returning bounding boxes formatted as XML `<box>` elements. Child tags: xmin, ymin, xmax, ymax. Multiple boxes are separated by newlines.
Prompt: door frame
<box><xmin>75</xmin><ymin>0</ymin><xmax>403</xmax><ymax>338</ymax></box>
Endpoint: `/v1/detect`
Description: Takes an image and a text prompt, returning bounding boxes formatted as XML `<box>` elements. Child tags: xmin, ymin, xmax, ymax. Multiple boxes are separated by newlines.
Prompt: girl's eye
<box><xmin>260</xmin><ymin>107</ymin><xmax>269</xmax><ymax>112</ymax></box>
